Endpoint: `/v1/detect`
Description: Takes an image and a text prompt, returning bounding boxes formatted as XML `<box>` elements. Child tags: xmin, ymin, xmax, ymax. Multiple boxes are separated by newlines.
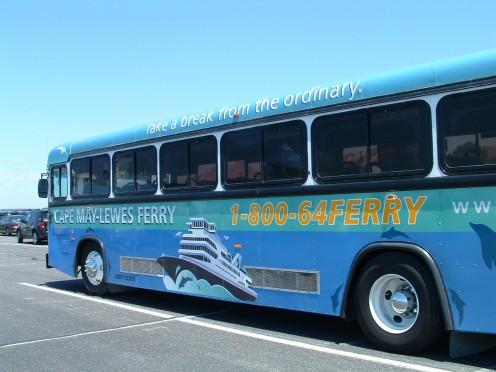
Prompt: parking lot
<box><xmin>1</xmin><ymin>235</ymin><xmax>495</xmax><ymax>372</ymax></box>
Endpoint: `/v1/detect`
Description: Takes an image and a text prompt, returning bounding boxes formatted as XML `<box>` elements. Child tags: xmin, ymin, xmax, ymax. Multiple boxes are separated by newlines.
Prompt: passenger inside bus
<box><xmin>92</xmin><ymin>170</ymin><xmax>110</xmax><ymax>194</ymax></box>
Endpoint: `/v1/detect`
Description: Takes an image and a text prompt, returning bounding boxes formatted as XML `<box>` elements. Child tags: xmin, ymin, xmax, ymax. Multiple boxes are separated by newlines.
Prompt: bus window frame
<box><xmin>50</xmin><ymin>164</ymin><xmax>68</xmax><ymax>200</ymax></box>
<box><xmin>160</xmin><ymin>135</ymin><xmax>218</xmax><ymax>193</ymax></box>
<box><xmin>221</xmin><ymin>120</ymin><xmax>308</xmax><ymax>189</ymax></box>
<box><xmin>113</xmin><ymin>146</ymin><xmax>157</xmax><ymax>196</ymax></box>
<box><xmin>312</xmin><ymin>100</ymin><xmax>433</xmax><ymax>184</ymax></box>
<box><xmin>437</xmin><ymin>87</ymin><xmax>496</xmax><ymax>175</ymax></box>
<box><xmin>71</xmin><ymin>154</ymin><xmax>111</xmax><ymax>198</ymax></box>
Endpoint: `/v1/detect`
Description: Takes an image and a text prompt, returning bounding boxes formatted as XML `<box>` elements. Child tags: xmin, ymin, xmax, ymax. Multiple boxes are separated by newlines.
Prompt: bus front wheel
<box><xmin>81</xmin><ymin>244</ymin><xmax>108</xmax><ymax>296</ymax></box>
<box><xmin>354</xmin><ymin>252</ymin><xmax>442</xmax><ymax>354</ymax></box>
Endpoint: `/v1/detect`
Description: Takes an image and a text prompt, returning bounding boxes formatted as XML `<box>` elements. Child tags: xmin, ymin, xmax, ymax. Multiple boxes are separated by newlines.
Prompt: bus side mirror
<box><xmin>38</xmin><ymin>178</ymin><xmax>48</xmax><ymax>198</ymax></box>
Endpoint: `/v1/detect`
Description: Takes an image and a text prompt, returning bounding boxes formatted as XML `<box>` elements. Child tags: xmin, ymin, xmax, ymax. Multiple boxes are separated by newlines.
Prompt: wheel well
<box><xmin>75</xmin><ymin>238</ymin><xmax>105</xmax><ymax>274</ymax></box>
<box><xmin>341</xmin><ymin>242</ymin><xmax>454</xmax><ymax>331</ymax></box>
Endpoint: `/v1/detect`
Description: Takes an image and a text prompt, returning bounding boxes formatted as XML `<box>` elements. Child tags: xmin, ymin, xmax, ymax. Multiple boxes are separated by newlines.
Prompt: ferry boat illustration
<box><xmin>157</xmin><ymin>218</ymin><xmax>258</xmax><ymax>302</ymax></box>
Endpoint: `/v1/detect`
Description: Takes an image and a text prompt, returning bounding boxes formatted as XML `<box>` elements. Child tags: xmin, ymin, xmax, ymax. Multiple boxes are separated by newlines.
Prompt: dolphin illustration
<box><xmin>178</xmin><ymin>275</ymin><xmax>193</xmax><ymax>289</ymax></box>
<box><xmin>449</xmin><ymin>289</ymin><xmax>466</xmax><ymax>326</ymax></box>
<box><xmin>380</xmin><ymin>227</ymin><xmax>411</xmax><ymax>240</ymax></box>
<box><xmin>331</xmin><ymin>284</ymin><xmax>344</xmax><ymax>313</ymax></box>
<box><xmin>469</xmin><ymin>222</ymin><xmax>496</xmax><ymax>269</ymax></box>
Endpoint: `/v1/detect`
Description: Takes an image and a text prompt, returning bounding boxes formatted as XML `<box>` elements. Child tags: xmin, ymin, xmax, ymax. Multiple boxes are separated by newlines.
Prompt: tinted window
<box><xmin>223</xmin><ymin>127</ymin><xmax>262</xmax><ymax>184</ymax></box>
<box><xmin>313</xmin><ymin>112</ymin><xmax>368</xmax><ymax>179</ymax></box>
<box><xmin>222</xmin><ymin>120</ymin><xmax>307</xmax><ymax>187</ymax></box>
<box><xmin>71</xmin><ymin>155</ymin><xmax>110</xmax><ymax>197</ymax></box>
<box><xmin>438</xmin><ymin>88</ymin><xmax>496</xmax><ymax>173</ymax></box>
<box><xmin>114</xmin><ymin>146</ymin><xmax>157</xmax><ymax>194</ymax></box>
<box><xmin>312</xmin><ymin>101</ymin><xmax>431</xmax><ymax>182</ymax></box>
<box><xmin>6</xmin><ymin>215</ymin><xmax>22</xmax><ymax>222</ymax></box>
<box><xmin>50</xmin><ymin>165</ymin><xmax>68</xmax><ymax>199</ymax></box>
<box><xmin>160</xmin><ymin>136</ymin><xmax>217</xmax><ymax>192</ymax></box>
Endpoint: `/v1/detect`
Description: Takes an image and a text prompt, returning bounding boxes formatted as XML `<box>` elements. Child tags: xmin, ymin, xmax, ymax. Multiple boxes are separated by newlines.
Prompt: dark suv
<box><xmin>17</xmin><ymin>209</ymin><xmax>49</xmax><ymax>245</ymax></box>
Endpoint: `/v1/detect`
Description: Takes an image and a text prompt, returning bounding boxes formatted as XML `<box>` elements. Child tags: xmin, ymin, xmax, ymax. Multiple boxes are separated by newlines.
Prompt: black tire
<box><xmin>354</xmin><ymin>252</ymin><xmax>442</xmax><ymax>354</ymax></box>
<box><xmin>80</xmin><ymin>243</ymin><xmax>108</xmax><ymax>296</ymax></box>
<box><xmin>17</xmin><ymin>230</ymin><xmax>23</xmax><ymax>243</ymax></box>
<box><xmin>32</xmin><ymin>231</ymin><xmax>40</xmax><ymax>245</ymax></box>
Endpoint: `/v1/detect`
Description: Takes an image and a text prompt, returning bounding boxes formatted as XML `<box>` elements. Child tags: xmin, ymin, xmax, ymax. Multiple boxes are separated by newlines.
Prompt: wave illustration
<box><xmin>163</xmin><ymin>269</ymin><xmax>238</xmax><ymax>301</ymax></box>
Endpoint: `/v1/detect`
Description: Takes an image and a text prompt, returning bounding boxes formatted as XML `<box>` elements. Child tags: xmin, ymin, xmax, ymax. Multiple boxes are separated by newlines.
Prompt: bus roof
<box><xmin>48</xmin><ymin>48</ymin><xmax>496</xmax><ymax>166</ymax></box>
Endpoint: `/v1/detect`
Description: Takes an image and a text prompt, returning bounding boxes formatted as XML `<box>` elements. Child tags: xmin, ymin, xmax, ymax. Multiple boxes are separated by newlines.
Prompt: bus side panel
<box><xmin>48</xmin><ymin>223</ymin><xmax>77</xmax><ymax>277</ymax></box>
<box><xmin>438</xmin><ymin>186</ymin><xmax>496</xmax><ymax>334</ymax></box>
<box><xmin>48</xmin><ymin>185</ymin><xmax>496</xmax><ymax>335</ymax></box>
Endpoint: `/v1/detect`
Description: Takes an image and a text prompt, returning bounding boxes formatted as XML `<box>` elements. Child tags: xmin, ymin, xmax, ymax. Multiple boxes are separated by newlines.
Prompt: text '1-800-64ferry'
<box><xmin>157</xmin><ymin>218</ymin><xmax>258</xmax><ymax>302</ymax></box>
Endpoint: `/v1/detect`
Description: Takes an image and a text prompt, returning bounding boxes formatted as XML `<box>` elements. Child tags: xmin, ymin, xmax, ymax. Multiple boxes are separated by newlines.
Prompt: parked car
<box><xmin>0</xmin><ymin>214</ymin><xmax>25</xmax><ymax>236</ymax></box>
<box><xmin>17</xmin><ymin>209</ymin><xmax>49</xmax><ymax>245</ymax></box>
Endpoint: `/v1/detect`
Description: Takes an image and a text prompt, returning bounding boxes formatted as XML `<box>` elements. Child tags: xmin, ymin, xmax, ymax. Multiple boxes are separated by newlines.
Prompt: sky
<box><xmin>0</xmin><ymin>0</ymin><xmax>495</xmax><ymax>209</ymax></box>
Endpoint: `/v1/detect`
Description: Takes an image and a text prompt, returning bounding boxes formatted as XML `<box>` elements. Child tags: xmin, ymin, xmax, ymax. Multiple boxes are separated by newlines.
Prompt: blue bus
<box><xmin>39</xmin><ymin>49</ymin><xmax>496</xmax><ymax>356</ymax></box>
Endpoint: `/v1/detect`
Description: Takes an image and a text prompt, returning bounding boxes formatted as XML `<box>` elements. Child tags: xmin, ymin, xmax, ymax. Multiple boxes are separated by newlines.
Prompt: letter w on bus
<box><xmin>452</xmin><ymin>201</ymin><xmax>491</xmax><ymax>214</ymax></box>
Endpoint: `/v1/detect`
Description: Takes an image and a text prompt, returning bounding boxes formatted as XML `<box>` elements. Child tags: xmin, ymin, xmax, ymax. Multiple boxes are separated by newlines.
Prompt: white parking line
<box><xmin>20</xmin><ymin>283</ymin><xmax>451</xmax><ymax>372</ymax></box>
<box><xmin>1</xmin><ymin>319</ymin><xmax>172</xmax><ymax>348</ymax></box>
<box><xmin>177</xmin><ymin>317</ymin><xmax>452</xmax><ymax>372</ymax></box>
<box><xmin>20</xmin><ymin>282</ymin><xmax>174</xmax><ymax>319</ymax></box>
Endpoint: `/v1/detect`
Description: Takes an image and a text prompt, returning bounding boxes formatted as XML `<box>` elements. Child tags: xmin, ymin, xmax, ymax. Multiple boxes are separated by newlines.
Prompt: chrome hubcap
<box><xmin>85</xmin><ymin>251</ymin><xmax>104</xmax><ymax>286</ymax></box>
<box><xmin>369</xmin><ymin>274</ymin><xmax>418</xmax><ymax>334</ymax></box>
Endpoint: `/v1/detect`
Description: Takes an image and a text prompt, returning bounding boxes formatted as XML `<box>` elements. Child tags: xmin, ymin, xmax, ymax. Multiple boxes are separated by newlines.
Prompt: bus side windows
<box><xmin>160</xmin><ymin>136</ymin><xmax>217</xmax><ymax>192</ymax></box>
<box><xmin>50</xmin><ymin>165</ymin><xmax>68</xmax><ymax>199</ymax></box>
<box><xmin>312</xmin><ymin>101</ymin><xmax>431</xmax><ymax>182</ymax></box>
<box><xmin>71</xmin><ymin>155</ymin><xmax>111</xmax><ymax>198</ymax></box>
<box><xmin>438</xmin><ymin>87</ymin><xmax>496</xmax><ymax>174</ymax></box>
<box><xmin>264</xmin><ymin>124</ymin><xmax>307</xmax><ymax>181</ymax></box>
<box><xmin>313</xmin><ymin>112</ymin><xmax>368</xmax><ymax>180</ymax></box>
<box><xmin>370</xmin><ymin>109</ymin><xmax>428</xmax><ymax>174</ymax></box>
<box><xmin>222</xmin><ymin>128</ymin><xmax>262</xmax><ymax>184</ymax></box>
<box><xmin>91</xmin><ymin>157</ymin><xmax>110</xmax><ymax>195</ymax></box>
<box><xmin>92</xmin><ymin>170</ymin><xmax>110</xmax><ymax>193</ymax></box>
<box><xmin>114</xmin><ymin>146</ymin><xmax>157</xmax><ymax>195</ymax></box>
<box><xmin>221</xmin><ymin>120</ymin><xmax>307</xmax><ymax>188</ymax></box>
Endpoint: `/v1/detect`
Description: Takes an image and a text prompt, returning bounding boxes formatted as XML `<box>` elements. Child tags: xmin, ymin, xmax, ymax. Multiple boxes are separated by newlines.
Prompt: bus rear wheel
<box><xmin>354</xmin><ymin>252</ymin><xmax>442</xmax><ymax>354</ymax></box>
<box><xmin>81</xmin><ymin>244</ymin><xmax>108</xmax><ymax>296</ymax></box>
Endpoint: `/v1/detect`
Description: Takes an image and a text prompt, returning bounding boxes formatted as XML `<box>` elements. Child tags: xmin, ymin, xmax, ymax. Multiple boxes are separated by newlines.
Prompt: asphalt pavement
<box><xmin>1</xmin><ymin>235</ymin><xmax>495</xmax><ymax>372</ymax></box>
